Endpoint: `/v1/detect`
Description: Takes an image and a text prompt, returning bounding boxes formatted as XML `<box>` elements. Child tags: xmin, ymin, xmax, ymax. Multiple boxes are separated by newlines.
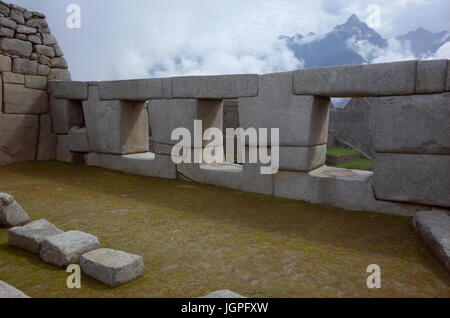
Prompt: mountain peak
<box><xmin>346</xmin><ymin>14</ymin><xmax>362</xmax><ymax>25</ymax></box>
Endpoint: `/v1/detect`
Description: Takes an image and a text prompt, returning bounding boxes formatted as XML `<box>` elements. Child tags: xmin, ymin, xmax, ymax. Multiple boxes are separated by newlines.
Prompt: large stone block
<box><xmin>279</xmin><ymin>145</ymin><xmax>326</xmax><ymax>172</ymax></box>
<box><xmin>373</xmin><ymin>93</ymin><xmax>450</xmax><ymax>154</ymax></box>
<box><xmin>8</xmin><ymin>219</ymin><xmax>63</xmax><ymax>254</ymax></box>
<box><xmin>48</xmin><ymin>69</ymin><xmax>71</xmax><ymax>81</ymax></box>
<box><xmin>56</xmin><ymin>135</ymin><xmax>81</xmax><ymax>163</ymax></box>
<box><xmin>373</xmin><ymin>153</ymin><xmax>450</xmax><ymax>208</ymax></box>
<box><xmin>274</xmin><ymin>166</ymin><xmax>425</xmax><ymax>216</ymax></box>
<box><xmin>80</xmin><ymin>248</ymin><xmax>144</xmax><ymax>287</ymax></box>
<box><xmin>293</xmin><ymin>61</ymin><xmax>417</xmax><ymax>97</ymax></box>
<box><xmin>0</xmin><ymin>281</ymin><xmax>30</xmax><ymax>298</ymax></box>
<box><xmin>3</xmin><ymin>72</ymin><xmax>24</xmax><ymax>84</ymax></box>
<box><xmin>98</xmin><ymin>79</ymin><xmax>163</xmax><ymax>101</ymax></box>
<box><xmin>3</xmin><ymin>84</ymin><xmax>48</xmax><ymax>114</ymax></box>
<box><xmin>40</xmin><ymin>230</ymin><xmax>100</xmax><ymax>267</ymax></box>
<box><xmin>49</xmin><ymin>81</ymin><xmax>88</xmax><ymax>100</ymax></box>
<box><xmin>24</xmin><ymin>75</ymin><xmax>47</xmax><ymax>90</ymax></box>
<box><xmin>0</xmin><ymin>192</ymin><xmax>30</xmax><ymax>227</ymax></box>
<box><xmin>0</xmin><ymin>38</ymin><xmax>32</xmax><ymax>57</ymax></box>
<box><xmin>12</xmin><ymin>58</ymin><xmax>37</xmax><ymax>75</ymax></box>
<box><xmin>413</xmin><ymin>210</ymin><xmax>450</xmax><ymax>273</ymax></box>
<box><xmin>36</xmin><ymin>114</ymin><xmax>56</xmax><ymax>161</ymax></box>
<box><xmin>416</xmin><ymin>60</ymin><xmax>447</xmax><ymax>94</ymax></box>
<box><xmin>172</xmin><ymin>74</ymin><xmax>258</xmax><ymax>99</ymax></box>
<box><xmin>0</xmin><ymin>114</ymin><xmax>39</xmax><ymax>166</ymax></box>
<box><xmin>0</xmin><ymin>54</ymin><xmax>11</xmax><ymax>71</ymax></box>
<box><xmin>49</xmin><ymin>97</ymin><xmax>84</xmax><ymax>134</ymax></box>
<box><xmin>148</xmin><ymin>99</ymin><xmax>223</xmax><ymax>147</ymax></box>
<box><xmin>239</xmin><ymin>72</ymin><xmax>330</xmax><ymax>147</ymax></box>
<box><xmin>69</xmin><ymin>127</ymin><xmax>90</xmax><ymax>153</ymax></box>
<box><xmin>83</xmin><ymin>86</ymin><xmax>149</xmax><ymax>154</ymax></box>
<box><xmin>446</xmin><ymin>60</ymin><xmax>450</xmax><ymax>91</ymax></box>
<box><xmin>99</xmin><ymin>153</ymin><xmax>177</xmax><ymax>179</ymax></box>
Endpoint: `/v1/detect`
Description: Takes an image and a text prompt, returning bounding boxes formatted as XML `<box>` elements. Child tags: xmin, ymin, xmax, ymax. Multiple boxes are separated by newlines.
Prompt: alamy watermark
<box><xmin>66</xmin><ymin>4</ymin><xmax>81</xmax><ymax>29</ymax></box>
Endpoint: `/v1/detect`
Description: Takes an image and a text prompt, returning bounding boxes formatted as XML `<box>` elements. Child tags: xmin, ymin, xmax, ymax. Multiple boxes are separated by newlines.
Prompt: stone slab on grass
<box><xmin>0</xmin><ymin>192</ymin><xmax>30</xmax><ymax>227</ymax></box>
<box><xmin>200</xmin><ymin>290</ymin><xmax>246</xmax><ymax>298</ymax></box>
<box><xmin>40</xmin><ymin>230</ymin><xmax>100</xmax><ymax>267</ymax></box>
<box><xmin>0</xmin><ymin>281</ymin><xmax>30</xmax><ymax>298</ymax></box>
<box><xmin>8</xmin><ymin>219</ymin><xmax>63</xmax><ymax>254</ymax></box>
<box><xmin>413</xmin><ymin>210</ymin><xmax>450</xmax><ymax>273</ymax></box>
<box><xmin>80</xmin><ymin>248</ymin><xmax>144</xmax><ymax>287</ymax></box>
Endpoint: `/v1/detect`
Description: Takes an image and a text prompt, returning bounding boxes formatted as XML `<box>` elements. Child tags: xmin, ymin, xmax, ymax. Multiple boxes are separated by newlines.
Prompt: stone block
<box><xmin>279</xmin><ymin>144</ymin><xmax>326</xmax><ymax>171</ymax></box>
<box><xmin>80</xmin><ymin>248</ymin><xmax>144</xmax><ymax>287</ymax></box>
<box><xmin>50</xmin><ymin>57</ymin><xmax>67</xmax><ymax>69</ymax></box>
<box><xmin>10</xmin><ymin>10</ymin><xmax>24</xmax><ymax>24</ymax></box>
<box><xmin>0</xmin><ymin>281</ymin><xmax>29</xmax><ymax>298</ymax></box>
<box><xmin>413</xmin><ymin>210</ymin><xmax>450</xmax><ymax>273</ymax></box>
<box><xmin>2</xmin><ymin>72</ymin><xmax>24</xmax><ymax>84</ymax></box>
<box><xmin>49</xmin><ymin>81</ymin><xmax>88</xmax><ymax>100</ymax></box>
<box><xmin>27</xmin><ymin>34</ymin><xmax>41</xmax><ymax>44</ymax></box>
<box><xmin>34</xmin><ymin>44</ymin><xmax>55</xmax><ymax>58</ymax></box>
<box><xmin>8</xmin><ymin>219</ymin><xmax>63</xmax><ymax>254</ymax></box>
<box><xmin>172</xmin><ymin>74</ymin><xmax>257</xmax><ymax>99</ymax></box>
<box><xmin>274</xmin><ymin>166</ymin><xmax>425</xmax><ymax>216</ymax></box>
<box><xmin>24</xmin><ymin>75</ymin><xmax>47</xmax><ymax>90</ymax></box>
<box><xmin>40</xmin><ymin>230</ymin><xmax>100</xmax><ymax>267</ymax></box>
<box><xmin>37</xmin><ymin>114</ymin><xmax>56</xmax><ymax>161</ymax></box>
<box><xmin>3</xmin><ymin>84</ymin><xmax>48</xmax><ymax>114</ymax></box>
<box><xmin>0</xmin><ymin>192</ymin><xmax>30</xmax><ymax>227</ymax></box>
<box><xmin>293</xmin><ymin>61</ymin><xmax>417</xmax><ymax>97</ymax></box>
<box><xmin>48</xmin><ymin>69</ymin><xmax>71</xmax><ymax>81</ymax></box>
<box><xmin>16</xmin><ymin>25</ymin><xmax>37</xmax><ymax>34</ymax></box>
<box><xmin>0</xmin><ymin>4</ymin><xmax>10</xmax><ymax>17</ymax></box>
<box><xmin>42</xmin><ymin>33</ymin><xmax>56</xmax><ymax>45</ymax></box>
<box><xmin>239</xmin><ymin>72</ymin><xmax>330</xmax><ymax>146</ymax></box>
<box><xmin>99</xmin><ymin>153</ymin><xmax>177</xmax><ymax>179</ymax></box>
<box><xmin>373</xmin><ymin>153</ymin><xmax>450</xmax><ymax>208</ymax></box>
<box><xmin>49</xmin><ymin>97</ymin><xmax>84</xmax><ymax>134</ymax></box>
<box><xmin>37</xmin><ymin>64</ymin><xmax>50</xmax><ymax>76</ymax></box>
<box><xmin>86</xmin><ymin>152</ymin><xmax>99</xmax><ymax>167</ymax></box>
<box><xmin>0</xmin><ymin>16</ymin><xmax>16</xmax><ymax>29</ymax></box>
<box><xmin>416</xmin><ymin>60</ymin><xmax>447</xmax><ymax>94</ymax></box>
<box><xmin>12</xmin><ymin>57</ymin><xmax>37</xmax><ymax>75</ymax></box>
<box><xmin>0</xmin><ymin>26</ymin><xmax>13</xmax><ymax>37</ymax></box>
<box><xmin>148</xmin><ymin>99</ymin><xmax>223</xmax><ymax>147</ymax></box>
<box><xmin>446</xmin><ymin>60</ymin><xmax>450</xmax><ymax>91</ymax></box>
<box><xmin>56</xmin><ymin>135</ymin><xmax>73</xmax><ymax>163</ymax></box>
<box><xmin>162</xmin><ymin>77</ymin><xmax>172</xmax><ymax>98</ymax></box>
<box><xmin>200</xmin><ymin>290</ymin><xmax>246</xmax><ymax>298</ymax></box>
<box><xmin>0</xmin><ymin>54</ymin><xmax>11</xmax><ymax>71</ymax></box>
<box><xmin>373</xmin><ymin>93</ymin><xmax>450</xmax><ymax>154</ymax></box>
<box><xmin>0</xmin><ymin>38</ymin><xmax>32</xmax><ymax>57</ymax></box>
<box><xmin>98</xmin><ymin>79</ymin><xmax>163</xmax><ymax>101</ymax></box>
<box><xmin>69</xmin><ymin>127</ymin><xmax>90</xmax><ymax>152</ymax></box>
<box><xmin>83</xmin><ymin>86</ymin><xmax>149</xmax><ymax>154</ymax></box>
<box><xmin>26</xmin><ymin>18</ymin><xmax>48</xmax><ymax>28</ymax></box>
<box><xmin>0</xmin><ymin>114</ymin><xmax>39</xmax><ymax>166</ymax></box>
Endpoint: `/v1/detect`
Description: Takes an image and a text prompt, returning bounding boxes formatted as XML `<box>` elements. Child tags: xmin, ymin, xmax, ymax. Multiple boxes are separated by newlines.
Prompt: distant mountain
<box><xmin>397</xmin><ymin>27</ymin><xmax>450</xmax><ymax>58</ymax></box>
<box><xmin>281</xmin><ymin>14</ymin><xmax>449</xmax><ymax>69</ymax></box>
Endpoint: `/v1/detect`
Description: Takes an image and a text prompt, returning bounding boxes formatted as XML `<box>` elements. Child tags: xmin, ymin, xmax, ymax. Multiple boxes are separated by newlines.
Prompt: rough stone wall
<box><xmin>0</xmin><ymin>1</ymin><xmax>70</xmax><ymax>166</ymax></box>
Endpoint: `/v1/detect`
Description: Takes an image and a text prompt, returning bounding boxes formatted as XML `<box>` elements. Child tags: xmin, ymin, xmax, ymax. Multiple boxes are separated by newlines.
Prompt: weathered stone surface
<box><xmin>86</xmin><ymin>152</ymin><xmax>99</xmax><ymax>167</ymax></box>
<box><xmin>27</xmin><ymin>34</ymin><xmax>41</xmax><ymax>44</ymax></box>
<box><xmin>31</xmin><ymin>11</ymin><xmax>46</xmax><ymax>18</ymax></box>
<box><xmin>0</xmin><ymin>4</ymin><xmax>10</xmax><ymax>17</ymax></box>
<box><xmin>49</xmin><ymin>98</ymin><xmax>84</xmax><ymax>134</ymax></box>
<box><xmin>3</xmin><ymin>84</ymin><xmax>48</xmax><ymax>114</ymax></box>
<box><xmin>0</xmin><ymin>54</ymin><xmax>11</xmax><ymax>71</ymax></box>
<box><xmin>0</xmin><ymin>16</ymin><xmax>16</xmax><ymax>29</ymax></box>
<box><xmin>200</xmin><ymin>290</ymin><xmax>246</xmax><ymax>298</ymax></box>
<box><xmin>416</xmin><ymin>59</ymin><xmax>447</xmax><ymax>94</ymax></box>
<box><xmin>0</xmin><ymin>113</ymin><xmax>39</xmax><ymax>166</ymax></box>
<box><xmin>172</xmin><ymin>74</ymin><xmax>258</xmax><ymax>99</ymax></box>
<box><xmin>16</xmin><ymin>24</ymin><xmax>37</xmax><ymax>34</ymax></box>
<box><xmin>293</xmin><ymin>61</ymin><xmax>417</xmax><ymax>97</ymax></box>
<box><xmin>49</xmin><ymin>81</ymin><xmax>88</xmax><ymax>100</ymax></box>
<box><xmin>2</xmin><ymin>72</ymin><xmax>24</xmax><ymax>84</ymax></box>
<box><xmin>40</xmin><ymin>230</ymin><xmax>100</xmax><ymax>267</ymax></box>
<box><xmin>279</xmin><ymin>145</ymin><xmax>326</xmax><ymax>171</ymax></box>
<box><xmin>373</xmin><ymin>93</ymin><xmax>450</xmax><ymax>154</ymax></box>
<box><xmin>37</xmin><ymin>114</ymin><xmax>56</xmax><ymax>161</ymax></box>
<box><xmin>0</xmin><ymin>38</ymin><xmax>32</xmax><ymax>57</ymax></box>
<box><xmin>37</xmin><ymin>63</ymin><xmax>50</xmax><ymax>76</ymax></box>
<box><xmin>50</xmin><ymin>57</ymin><xmax>68</xmax><ymax>69</ymax></box>
<box><xmin>239</xmin><ymin>72</ymin><xmax>330</xmax><ymax>146</ymax></box>
<box><xmin>12</xmin><ymin>57</ymin><xmax>37</xmax><ymax>75</ymax></box>
<box><xmin>0</xmin><ymin>281</ymin><xmax>30</xmax><ymax>298</ymax></box>
<box><xmin>56</xmin><ymin>135</ymin><xmax>72</xmax><ymax>163</ymax></box>
<box><xmin>69</xmin><ymin>127</ymin><xmax>90</xmax><ymax>152</ymax></box>
<box><xmin>413</xmin><ymin>210</ymin><xmax>450</xmax><ymax>272</ymax></box>
<box><xmin>99</xmin><ymin>153</ymin><xmax>177</xmax><ymax>179</ymax></box>
<box><xmin>34</xmin><ymin>44</ymin><xmax>55</xmax><ymax>57</ymax></box>
<box><xmin>274</xmin><ymin>166</ymin><xmax>425</xmax><ymax>216</ymax></box>
<box><xmin>38</xmin><ymin>54</ymin><xmax>50</xmax><ymax>65</ymax></box>
<box><xmin>98</xmin><ymin>79</ymin><xmax>163</xmax><ymax>101</ymax></box>
<box><xmin>8</xmin><ymin>219</ymin><xmax>63</xmax><ymax>254</ymax></box>
<box><xmin>24</xmin><ymin>75</ymin><xmax>47</xmax><ymax>89</ymax></box>
<box><xmin>83</xmin><ymin>86</ymin><xmax>149</xmax><ymax>154</ymax></box>
<box><xmin>446</xmin><ymin>60</ymin><xmax>450</xmax><ymax>91</ymax></box>
<box><xmin>48</xmin><ymin>68</ymin><xmax>71</xmax><ymax>81</ymax></box>
<box><xmin>24</xmin><ymin>10</ymin><xmax>32</xmax><ymax>20</ymax></box>
<box><xmin>162</xmin><ymin>77</ymin><xmax>172</xmax><ymax>98</ymax></box>
<box><xmin>0</xmin><ymin>26</ymin><xmax>13</xmax><ymax>37</ymax></box>
<box><xmin>54</xmin><ymin>45</ymin><xmax>63</xmax><ymax>57</ymax></box>
<box><xmin>9</xmin><ymin>10</ymin><xmax>24</xmax><ymax>24</ymax></box>
<box><xmin>42</xmin><ymin>33</ymin><xmax>56</xmax><ymax>45</ymax></box>
<box><xmin>373</xmin><ymin>153</ymin><xmax>450</xmax><ymax>208</ymax></box>
<box><xmin>10</xmin><ymin>3</ymin><xmax>27</xmax><ymax>13</ymax></box>
<box><xmin>26</xmin><ymin>18</ymin><xmax>48</xmax><ymax>28</ymax></box>
<box><xmin>15</xmin><ymin>33</ymin><xmax>27</xmax><ymax>41</ymax></box>
<box><xmin>0</xmin><ymin>192</ymin><xmax>30</xmax><ymax>227</ymax></box>
<box><xmin>80</xmin><ymin>248</ymin><xmax>144</xmax><ymax>287</ymax></box>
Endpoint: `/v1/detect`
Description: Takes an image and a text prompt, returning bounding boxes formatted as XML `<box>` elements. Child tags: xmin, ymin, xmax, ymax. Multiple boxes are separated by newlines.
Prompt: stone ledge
<box><xmin>98</xmin><ymin>78</ymin><xmax>163</xmax><ymax>101</ymax></box>
<box><xmin>49</xmin><ymin>81</ymin><xmax>88</xmax><ymax>100</ymax></box>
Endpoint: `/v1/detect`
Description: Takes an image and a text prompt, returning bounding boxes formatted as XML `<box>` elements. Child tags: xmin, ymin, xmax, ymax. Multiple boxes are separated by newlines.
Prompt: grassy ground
<box><xmin>0</xmin><ymin>162</ymin><xmax>449</xmax><ymax>298</ymax></box>
<box><xmin>330</xmin><ymin>159</ymin><xmax>374</xmax><ymax>171</ymax></box>
<box><xmin>326</xmin><ymin>146</ymin><xmax>359</xmax><ymax>157</ymax></box>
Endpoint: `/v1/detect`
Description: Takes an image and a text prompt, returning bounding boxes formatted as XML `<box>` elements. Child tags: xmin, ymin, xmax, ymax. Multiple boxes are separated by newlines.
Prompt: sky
<box><xmin>10</xmin><ymin>0</ymin><xmax>450</xmax><ymax>81</ymax></box>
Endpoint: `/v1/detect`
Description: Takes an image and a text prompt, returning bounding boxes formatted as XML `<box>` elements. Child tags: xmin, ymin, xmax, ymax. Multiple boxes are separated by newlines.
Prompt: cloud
<box><xmin>347</xmin><ymin>37</ymin><xmax>416</xmax><ymax>64</ymax></box>
<box><xmin>424</xmin><ymin>41</ymin><xmax>450</xmax><ymax>59</ymax></box>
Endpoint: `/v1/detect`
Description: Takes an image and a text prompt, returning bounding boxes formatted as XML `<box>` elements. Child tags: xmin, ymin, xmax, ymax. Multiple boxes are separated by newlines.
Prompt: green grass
<box><xmin>330</xmin><ymin>159</ymin><xmax>374</xmax><ymax>171</ymax></box>
<box><xmin>326</xmin><ymin>146</ymin><xmax>359</xmax><ymax>157</ymax></box>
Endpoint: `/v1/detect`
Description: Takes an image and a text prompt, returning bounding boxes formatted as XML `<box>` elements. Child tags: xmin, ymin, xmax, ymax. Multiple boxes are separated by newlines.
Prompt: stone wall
<box><xmin>0</xmin><ymin>1</ymin><xmax>70</xmax><ymax>166</ymax></box>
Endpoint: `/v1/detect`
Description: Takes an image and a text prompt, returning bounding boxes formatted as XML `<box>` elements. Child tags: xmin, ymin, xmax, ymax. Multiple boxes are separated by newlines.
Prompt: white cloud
<box><xmin>348</xmin><ymin>37</ymin><xmax>416</xmax><ymax>64</ymax></box>
<box><xmin>424</xmin><ymin>41</ymin><xmax>450</xmax><ymax>59</ymax></box>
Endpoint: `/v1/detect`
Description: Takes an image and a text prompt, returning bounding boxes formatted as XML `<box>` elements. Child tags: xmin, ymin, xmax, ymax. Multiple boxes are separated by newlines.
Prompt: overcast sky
<box><xmin>10</xmin><ymin>0</ymin><xmax>450</xmax><ymax>81</ymax></box>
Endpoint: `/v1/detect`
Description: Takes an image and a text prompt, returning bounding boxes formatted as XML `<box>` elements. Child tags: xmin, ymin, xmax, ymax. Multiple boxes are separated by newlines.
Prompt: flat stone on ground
<box><xmin>40</xmin><ymin>230</ymin><xmax>100</xmax><ymax>267</ymax></box>
<box><xmin>200</xmin><ymin>290</ymin><xmax>247</xmax><ymax>298</ymax></box>
<box><xmin>0</xmin><ymin>192</ymin><xmax>30</xmax><ymax>227</ymax></box>
<box><xmin>80</xmin><ymin>248</ymin><xmax>144</xmax><ymax>287</ymax></box>
<box><xmin>8</xmin><ymin>219</ymin><xmax>63</xmax><ymax>254</ymax></box>
<box><xmin>0</xmin><ymin>281</ymin><xmax>30</xmax><ymax>298</ymax></box>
